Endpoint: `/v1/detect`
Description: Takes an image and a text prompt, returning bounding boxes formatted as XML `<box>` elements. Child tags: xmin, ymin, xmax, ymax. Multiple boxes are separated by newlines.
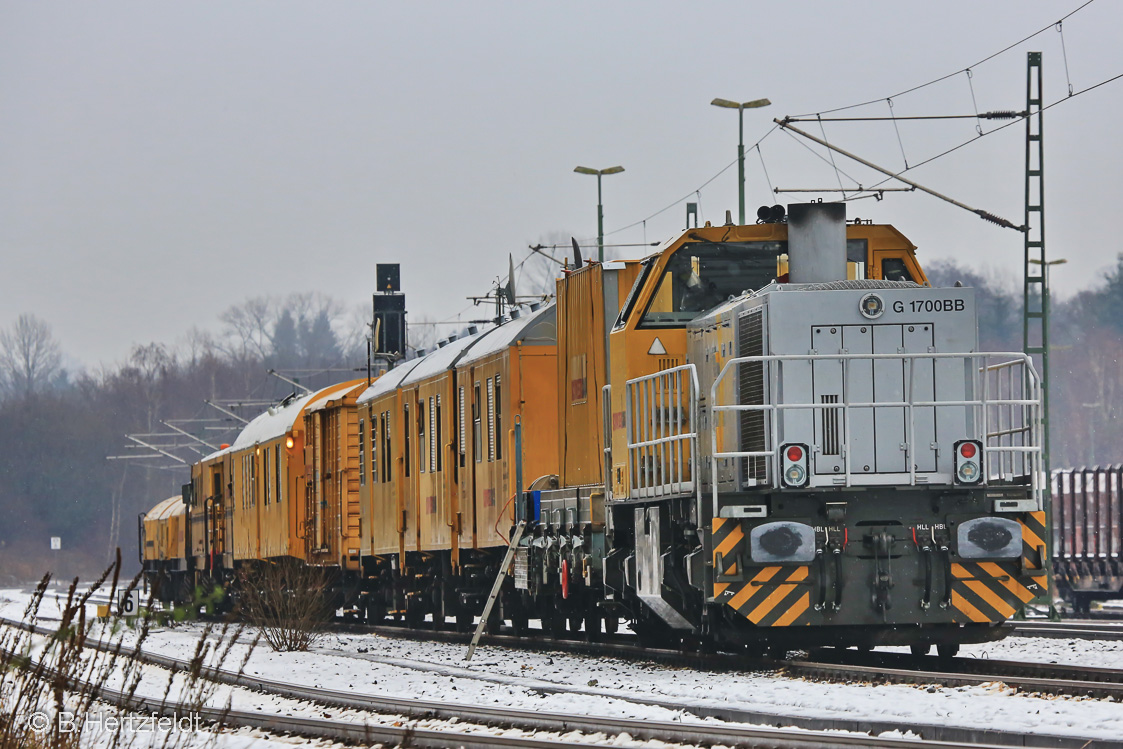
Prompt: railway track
<box><xmin>5</xmin><ymin>614</ymin><xmax>1115</xmax><ymax>748</ymax></box>
<box><xmin>2</xmin><ymin>615</ymin><xmax>1042</xmax><ymax>749</ymax></box>
<box><xmin>0</xmin><ymin>651</ymin><xmax>1037</xmax><ymax>749</ymax></box>
<box><xmin>345</xmin><ymin>619</ymin><xmax>1123</xmax><ymax>699</ymax></box>
<box><xmin>1010</xmin><ymin>619</ymin><xmax>1123</xmax><ymax>641</ymax></box>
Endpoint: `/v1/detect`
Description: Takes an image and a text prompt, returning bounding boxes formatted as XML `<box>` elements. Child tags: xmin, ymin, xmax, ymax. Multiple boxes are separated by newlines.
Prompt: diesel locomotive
<box><xmin>142</xmin><ymin>201</ymin><xmax>1048</xmax><ymax>655</ymax></box>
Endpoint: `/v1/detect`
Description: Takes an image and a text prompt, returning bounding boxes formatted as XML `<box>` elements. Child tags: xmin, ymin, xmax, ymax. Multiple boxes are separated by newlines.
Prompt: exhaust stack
<box><xmin>788</xmin><ymin>202</ymin><xmax>846</xmax><ymax>283</ymax></box>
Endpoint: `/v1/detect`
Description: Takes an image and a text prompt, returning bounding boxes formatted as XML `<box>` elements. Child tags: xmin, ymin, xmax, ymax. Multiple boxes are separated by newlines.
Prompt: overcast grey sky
<box><xmin>2</xmin><ymin>1</ymin><xmax>1120</xmax><ymax>367</ymax></box>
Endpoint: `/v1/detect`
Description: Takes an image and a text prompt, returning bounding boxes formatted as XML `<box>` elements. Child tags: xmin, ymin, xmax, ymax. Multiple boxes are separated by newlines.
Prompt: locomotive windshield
<box><xmin>639</xmin><ymin>241</ymin><xmax>783</xmax><ymax>327</ymax></box>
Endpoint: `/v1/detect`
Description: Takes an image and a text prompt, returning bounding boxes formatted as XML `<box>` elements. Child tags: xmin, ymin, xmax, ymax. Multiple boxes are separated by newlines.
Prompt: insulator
<box><xmin>974</xmin><ymin>210</ymin><xmax>1025</xmax><ymax>232</ymax></box>
<box><xmin>981</xmin><ymin>110</ymin><xmax>1022</xmax><ymax>120</ymax></box>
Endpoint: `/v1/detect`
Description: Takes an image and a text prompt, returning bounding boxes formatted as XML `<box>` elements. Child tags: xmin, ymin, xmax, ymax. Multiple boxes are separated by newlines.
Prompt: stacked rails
<box><xmin>1052</xmin><ymin>466</ymin><xmax>1123</xmax><ymax>614</ymax></box>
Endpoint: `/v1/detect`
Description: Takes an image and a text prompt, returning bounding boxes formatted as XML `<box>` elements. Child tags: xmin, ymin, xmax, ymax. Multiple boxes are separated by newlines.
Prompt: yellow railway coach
<box><xmin>355</xmin><ymin>303</ymin><xmax>557</xmax><ymax>626</ymax></box>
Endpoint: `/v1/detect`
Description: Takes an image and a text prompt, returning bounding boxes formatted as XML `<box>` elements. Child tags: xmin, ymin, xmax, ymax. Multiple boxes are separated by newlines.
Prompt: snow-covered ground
<box><xmin>4</xmin><ymin>587</ymin><xmax>1123</xmax><ymax>745</ymax></box>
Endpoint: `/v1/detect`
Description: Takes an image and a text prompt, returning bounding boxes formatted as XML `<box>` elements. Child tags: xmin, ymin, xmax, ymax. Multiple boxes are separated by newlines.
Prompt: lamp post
<box><xmin>574</xmin><ymin>165</ymin><xmax>624</xmax><ymax>263</ymax></box>
<box><xmin>711</xmin><ymin>97</ymin><xmax>771</xmax><ymax>225</ymax></box>
<box><xmin>1029</xmin><ymin>257</ymin><xmax>1068</xmax><ymax>288</ymax></box>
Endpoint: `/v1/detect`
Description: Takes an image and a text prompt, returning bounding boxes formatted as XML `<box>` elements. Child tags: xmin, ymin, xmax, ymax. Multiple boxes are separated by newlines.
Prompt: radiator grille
<box><xmin>821</xmin><ymin>394</ymin><xmax>840</xmax><ymax>455</ymax></box>
<box><xmin>738</xmin><ymin>309</ymin><xmax>766</xmax><ymax>482</ymax></box>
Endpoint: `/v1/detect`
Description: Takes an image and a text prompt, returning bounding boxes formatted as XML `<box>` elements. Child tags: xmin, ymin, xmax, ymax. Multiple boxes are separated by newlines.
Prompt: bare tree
<box><xmin>218</xmin><ymin>296</ymin><xmax>273</xmax><ymax>360</ymax></box>
<box><xmin>0</xmin><ymin>313</ymin><xmax>62</xmax><ymax>397</ymax></box>
<box><xmin>237</xmin><ymin>559</ymin><xmax>333</xmax><ymax>651</ymax></box>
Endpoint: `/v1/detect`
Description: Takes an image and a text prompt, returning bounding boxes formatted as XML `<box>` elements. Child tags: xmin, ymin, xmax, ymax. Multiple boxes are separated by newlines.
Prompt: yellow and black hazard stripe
<box><xmin>949</xmin><ymin>561</ymin><xmax>1035</xmax><ymax>623</ymax></box>
<box><xmin>1019</xmin><ymin>511</ymin><xmax>1050</xmax><ymax>594</ymax></box>
<box><xmin>711</xmin><ymin>517</ymin><xmax>745</xmax><ymax>597</ymax></box>
<box><xmin>710</xmin><ymin>519</ymin><xmax>812</xmax><ymax>626</ymax></box>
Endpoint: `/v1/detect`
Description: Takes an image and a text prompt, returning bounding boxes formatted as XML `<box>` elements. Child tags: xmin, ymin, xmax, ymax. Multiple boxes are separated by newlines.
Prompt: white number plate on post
<box><xmin>117</xmin><ymin>589</ymin><xmax>140</xmax><ymax>616</ymax></box>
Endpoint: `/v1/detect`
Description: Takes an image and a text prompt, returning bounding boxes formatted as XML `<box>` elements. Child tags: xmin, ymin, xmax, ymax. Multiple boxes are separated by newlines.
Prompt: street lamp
<box><xmin>711</xmin><ymin>97</ymin><xmax>771</xmax><ymax>225</ymax></box>
<box><xmin>574</xmin><ymin>165</ymin><xmax>625</xmax><ymax>263</ymax></box>
<box><xmin>1029</xmin><ymin>257</ymin><xmax>1068</xmax><ymax>287</ymax></box>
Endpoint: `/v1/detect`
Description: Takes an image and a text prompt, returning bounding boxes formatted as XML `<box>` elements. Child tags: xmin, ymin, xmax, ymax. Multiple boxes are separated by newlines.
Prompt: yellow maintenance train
<box><xmin>142</xmin><ymin>202</ymin><xmax>1048</xmax><ymax>655</ymax></box>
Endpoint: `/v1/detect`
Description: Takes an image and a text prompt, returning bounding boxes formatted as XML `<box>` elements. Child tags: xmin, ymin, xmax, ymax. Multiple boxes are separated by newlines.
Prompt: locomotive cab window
<box><xmin>880</xmin><ymin>258</ymin><xmax>913</xmax><ymax>282</ymax></box>
<box><xmin>639</xmin><ymin>241</ymin><xmax>783</xmax><ymax>328</ymax></box>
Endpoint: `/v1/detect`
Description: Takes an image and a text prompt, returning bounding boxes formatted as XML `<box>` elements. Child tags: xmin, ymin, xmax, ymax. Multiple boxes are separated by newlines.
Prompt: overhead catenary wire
<box><xmin>755</xmin><ymin>145</ymin><xmax>775</xmax><ymax>199</ymax></box>
<box><xmin>887</xmin><ymin>99</ymin><xmax>909</xmax><ymax>169</ymax></box>
<box><xmin>592</xmin><ymin>3</ymin><xmax>1099</xmax><ymax>244</ymax></box>
<box><xmin>791</xmin><ymin>0</ymin><xmax>1096</xmax><ymax>117</ymax></box>
<box><xmin>1057</xmin><ymin>21</ymin><xmax>1076</xmax><ymax>96</ymax></box>
<box><xmin>841</xmin><ymin>69</ymin><xmax>1123</xmax><ymax>197</ymax></box>
<box><xmin>601</xmin><ymin>123</ymin><xmax>781</xmax><ymax>238</ymax></box>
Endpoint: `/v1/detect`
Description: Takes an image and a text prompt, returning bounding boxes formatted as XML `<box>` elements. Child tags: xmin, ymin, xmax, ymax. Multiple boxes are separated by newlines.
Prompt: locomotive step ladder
<box><xmin>465</xmin><ymin>520</ymin><xmax>526</xmax><ymax>662</ymax></box>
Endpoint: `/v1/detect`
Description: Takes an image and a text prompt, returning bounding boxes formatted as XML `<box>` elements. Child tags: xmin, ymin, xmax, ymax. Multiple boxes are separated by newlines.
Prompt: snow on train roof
<box><xmin>305</xmin><ymin>380</ymin><xmax>367</xmax><ymax>414</ymax></box>
<box><xmin>356</xmin><ymin>358</ymin><xmax>423</xmax><ymax>405</ymax></box>
<box><xmin>400</xmin><ymin>329</ymin><xmax>490</xmax><ymax>386</ymax></box>
<box><xmin>458</xmin><ymin>303</ymin><xmax>555</xmax><ymax>366</ymax></box>
<box><xmin>146</xmin><ymin>495</ymin><xmax>184</xmax><ymax>521</ymax></box>
<box><xmin>201</xmin><ymin>390</ymin><xmax>316</xmax><ymax>460</ymax></box>
<box><xmin>355</xmin><ymin>304</ymin><xmax>555</xmax><ymax>403</ymax></box>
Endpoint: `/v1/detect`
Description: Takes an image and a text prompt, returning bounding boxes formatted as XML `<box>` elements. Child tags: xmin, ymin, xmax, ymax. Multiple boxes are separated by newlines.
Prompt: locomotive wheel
<box><xmin>910</xmin><ymin>644</ymin><xmax>932</xmax><ymax>657</ymax></box>
<box><xmin>405</xmin><ymin>597</ymin><xmax>424</xmax><ymax>629</ymax></box>
<box><xmin>937</xmin><ymin>643</ymin><xmax>959</xmax><ymax>658</ymax></box>
<box><xmin>548</xmin><ymin>605</ymin><xmax>567</xmax><ymax>639</ymax></box>
<box><xmin>367</xmin><ymin>602</ymin><xmax>387</xmax><ymax>624</ymax></box>
<box><xmin>567</xmin><ymin>613</ymin><xmax>583</xmax><ymax>635</ymax></box>
<box><xmin>510</xmin><ymin>610</ymin><xmax>529</xmax><ymax>636</ymax></box>
<box><xmin>583</xmin><ymin>609</ymin><xmax>601</xmax><ymax>641</ymax></box>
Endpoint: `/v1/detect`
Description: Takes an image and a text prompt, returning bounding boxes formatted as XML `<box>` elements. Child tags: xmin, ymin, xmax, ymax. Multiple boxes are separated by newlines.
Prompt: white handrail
<box><xmin>708</xmin><ymin>351</ymin><xmax>1043</xmax><ymax>514</ymax></box>
<box><xmin>623</xmin><ymin>364</ymin><xmax>701</xmax><ymax>506</ymax></box>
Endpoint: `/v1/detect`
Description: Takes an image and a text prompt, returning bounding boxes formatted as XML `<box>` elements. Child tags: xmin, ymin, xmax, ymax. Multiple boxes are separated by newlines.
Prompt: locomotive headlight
<box><xmin>779</xmin><ymin>443</ymin><xmax>810</xmax><ymax>488</ymax></box>
<box><xmin>859</xmin><ymin>293</ymin><xmax>885</xmax><ymax>319</ymax></box>
<box><xmin>750</xmin><ymin>521</ymin><xmax>817</xmax><ymax>563</ymax></box>
<box><xmin>784</xmin><ymin>464</ymin><xmax>806</xmax><ymax>485</ymax></box>
<box><xmin>956</xmin><ymin>517</ymin><xmax>1021</xmax><ymax>559</ymax></box>
<box><xmin>954</xmin><ymin>439</ymin><xmax>984</xmax><ymax>485</ymax></box>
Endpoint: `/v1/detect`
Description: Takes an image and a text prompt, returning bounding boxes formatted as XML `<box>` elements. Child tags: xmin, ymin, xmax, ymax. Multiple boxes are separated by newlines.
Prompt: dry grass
<box><xmin>0</xmin><ymin>552</ymin><xmax>254</xmax><ymax>749</ymax></box>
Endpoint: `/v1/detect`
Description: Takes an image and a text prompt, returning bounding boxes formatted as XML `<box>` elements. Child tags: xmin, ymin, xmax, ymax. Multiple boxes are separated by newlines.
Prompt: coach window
<box><xmin>419</xmin><ymin>399</ymin><xmax>427</xmax><ymax>473</ymax></box>
<box><xmin>435</xmin><ymin>394</ymin><xmax>443</xmax><ymax>472</ymax></box>
<box><xmin>263</xmin><ymin>449</ymin><xmax>271</xmax><ymax>505</ymax></box>
<box><xmin>358</xmin><ymin>419</ymin><xmax>366</xmax><ymax>487</ymax></box>
<box><xmin>458</xmin><ymin>386</ymin><xmax>466</xmax><ymax>469</ymax></box>
<box><xmin>473</xmin><ymin>383</ymin><xmax>482</xmax><ymax>463</ymax></box>
<box><xmin>486</xmin><ymin>378</ymin><xmax>495</xmax><ymax>462</ymax></box>
<box><xmin>403</xmin><ymin>403</ymin><xmax>411</xmax><ymax>477</ymax></box>
<box><xmin>494</xmin><ymin>376</ymin><xmax>502</xmax><ymax>461</ymax></box>
<box><xmin>428</xmin><ymin>396</ymin><xmax>436</xmax><ymax>473</ymax></box>
<box><xmin>275</xmin><ymin>444</ymin><xmax>282</xmax><ymax>504</ymax></box>
<box><xmin>370</xmin><ymin>414</ymin><xmax>378</xmax><ymax>485</ymax></box>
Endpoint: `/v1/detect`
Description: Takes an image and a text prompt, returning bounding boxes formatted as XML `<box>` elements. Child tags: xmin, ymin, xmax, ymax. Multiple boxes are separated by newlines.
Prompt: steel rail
<box><xmin>1</xmin><ymin>619</ymin><xmax>1030</xmax><ymax>749</ymax></box>
<box><xmin>1010</xmin><ymin>620</ymin><xmax>1123</xmax><ymax>641</ymax></box>
<box><xmin>8</xmin><ymin>614</ymin><xmax>1111</xmax><ymax>748</ymax></box>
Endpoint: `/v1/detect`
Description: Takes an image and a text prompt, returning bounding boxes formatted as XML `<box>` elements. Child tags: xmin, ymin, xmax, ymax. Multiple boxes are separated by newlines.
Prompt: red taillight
<box><xmin>787</xmin><ymin>445</ymin><xmax>803</xmax><ymax>462</ymax></box>
<box><xmin>960</xmin><ymin>442</ymin><xmax>977</xmax><ymax>459</ymax></box>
